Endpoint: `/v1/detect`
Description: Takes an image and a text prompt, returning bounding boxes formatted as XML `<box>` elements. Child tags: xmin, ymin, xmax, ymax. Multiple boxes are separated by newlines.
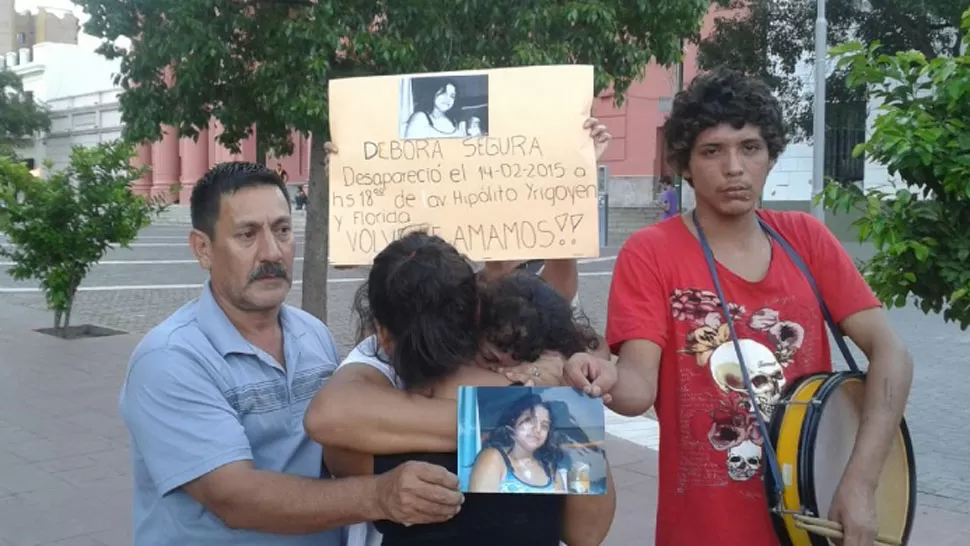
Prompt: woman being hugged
<box><xmin>339</xmin><ymin>230</ymin><xmax>615</xmax><ymax>546</ymax></box>
<box><xmin>467</xmin><ymin>270</ymin><xmax>604</xmax><ymax>495</ymax></box>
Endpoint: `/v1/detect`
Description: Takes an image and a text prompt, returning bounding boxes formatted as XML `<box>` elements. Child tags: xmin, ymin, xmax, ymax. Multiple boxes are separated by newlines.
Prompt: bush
<box><xmin>821</xmin><ymin>7</ymin><xmax>970</xmax><ymax>330</ymax></box>
<box><xmin>0</xmin><ymin>140</ymin><xmax>167</xmax><ymax>332</ymax></box>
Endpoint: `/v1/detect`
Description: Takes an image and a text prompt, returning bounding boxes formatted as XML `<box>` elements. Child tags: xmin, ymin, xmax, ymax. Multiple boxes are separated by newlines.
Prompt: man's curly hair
<box><xmin>662</xmin><ymin>67</ymin><xmax>789</xmax><ymax>179</ymax></box>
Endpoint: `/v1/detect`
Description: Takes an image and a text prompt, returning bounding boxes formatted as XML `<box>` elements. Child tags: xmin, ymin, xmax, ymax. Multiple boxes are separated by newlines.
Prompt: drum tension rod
<box><xmin>774</xmin><ymin>506</ymin><xmax>817</xmax><ymax>517</ymax></box>
<box><xmin>778</xmin><ymin>399</ymin><xmax>822</xmax><ymax>407</ymax></box>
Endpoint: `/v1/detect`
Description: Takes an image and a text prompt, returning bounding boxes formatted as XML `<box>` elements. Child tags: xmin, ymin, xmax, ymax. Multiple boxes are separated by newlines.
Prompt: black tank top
<box><xmin>372</xmin><ymin>451</ymin><xmax>565</xmax><ymax>546</ymax></box>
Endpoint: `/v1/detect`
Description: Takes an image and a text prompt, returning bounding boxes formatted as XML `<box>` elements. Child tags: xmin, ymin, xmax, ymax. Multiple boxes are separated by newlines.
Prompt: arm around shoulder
<box><xmin>305</xmin><ymin>362</ymin><xmax>458</xmax><ymax>454</ymax></box>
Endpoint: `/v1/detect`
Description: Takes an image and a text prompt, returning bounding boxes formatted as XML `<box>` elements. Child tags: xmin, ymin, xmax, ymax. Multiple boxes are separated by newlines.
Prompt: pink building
<box><xmin>130</xmin><ymin>5</ymin><xmax>725</xmax><ymax>208</ymax></box>
<box><xmin>592</xmin><ymin>7</ymin><xmax>721</xmax><ymax>207</ymax></box>
<box><xmin>129</xmin><ymin>123</ymin><xmax>312</xmax><ymax>203</ymax></box>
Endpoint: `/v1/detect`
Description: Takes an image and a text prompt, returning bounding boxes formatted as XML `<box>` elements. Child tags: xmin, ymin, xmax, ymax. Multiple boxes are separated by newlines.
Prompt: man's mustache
<box><xmin>249</xmin><ymin>262</ymin><xmax>289</xmax><ymax>283</ymax></box>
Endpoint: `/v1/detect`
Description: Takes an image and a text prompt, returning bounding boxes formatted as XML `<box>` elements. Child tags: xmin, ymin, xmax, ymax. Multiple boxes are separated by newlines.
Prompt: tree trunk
<box><xmin>255</xmin><ymin>124</ymin><xmax>267</xmax><ymax>166</ymax></box>
<box><xmin>301</xmin><ymin>136</ymin><xmax>330</xmax><ymax>323</ymax></box>
<box><xmin>256</xmin><ymin>138</ymin><xmax>267</xmax><ymax>166</ymax></box>
<box><xmin>64</xmin><ymin>287</ymin><xmax>75</xmax><ymax>330</ymax></box>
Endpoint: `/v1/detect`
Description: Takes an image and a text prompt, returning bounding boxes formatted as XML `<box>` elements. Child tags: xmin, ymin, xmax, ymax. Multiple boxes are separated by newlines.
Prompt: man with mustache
<box><xmin>118</xmin><ymin>162</ymin><xmax>463</xmax><ymax>546</ymax></box>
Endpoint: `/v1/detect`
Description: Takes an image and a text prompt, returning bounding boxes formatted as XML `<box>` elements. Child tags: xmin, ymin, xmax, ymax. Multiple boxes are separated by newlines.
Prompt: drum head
<box><xmin>801</xmin><ymin>372</ymin><xmax>916</xmax><ymax>545</ymax></box>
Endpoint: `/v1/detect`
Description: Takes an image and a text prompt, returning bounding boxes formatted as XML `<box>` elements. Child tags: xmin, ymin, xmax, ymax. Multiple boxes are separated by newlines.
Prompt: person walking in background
<box><xmin>659</xmin><ymin>175</ymin><xmax>679</xmax><ymax>220</ymax></box>
<box><xmin>275</xmin><ymin>162</ymin><xmax>289</xmax><ymax>183</ymax></box>
<box><xmin>295</xmin><ymin>184</ymin><xmax>308</xmax><ymax>211</ymax></box>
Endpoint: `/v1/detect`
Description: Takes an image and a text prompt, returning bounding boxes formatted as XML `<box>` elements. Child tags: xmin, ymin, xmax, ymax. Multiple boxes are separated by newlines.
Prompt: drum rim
<box><xmin>765</xmin><ymin>372</ymin><xmax>831</xmax><ymax>546</ymax></box>
<box><xmin>798</xmin><ymin>371</ymin><xmax>918</xmax><ymax>545</ymax></box>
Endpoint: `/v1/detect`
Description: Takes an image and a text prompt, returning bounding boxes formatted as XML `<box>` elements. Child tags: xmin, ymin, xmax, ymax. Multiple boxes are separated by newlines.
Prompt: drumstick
<box><xmin>793</xmin><ymin>514</ymin><xmax>901</xmax><ymax>546</ymax></box>
<box><xmin>794</xmin><ymin>522</ymin><xmax>900</xmax><ymax>546</ymax></box>
<box><xmin>792</xmin><ymin>514</ymin><xmax>901</xmax><ymax>546</ymax></box>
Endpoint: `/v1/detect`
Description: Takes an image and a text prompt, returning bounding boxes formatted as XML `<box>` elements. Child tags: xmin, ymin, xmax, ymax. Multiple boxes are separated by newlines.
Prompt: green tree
<box><xmin>0</xmin><ymin>69</ymin><xmax>50</xmax><ymax>156</ymax></box>
<box><xmin>75</xmin><ymin>0</ymin><xmax>709</xmax><ymax>321</ymax></box>
<box><xmin>698</xmin><ymin>0</ymin><xmax>966</xmax><ymax>139</ymax></box>
<box><xmin>0</xmin><ymin>141</ymin><xmax>167</xmax><ymax>336</ymax></box>
<box><xmin>818</xmin><ymin>7</ymin><xmax>970</xmax><ymax>330</ymax></box>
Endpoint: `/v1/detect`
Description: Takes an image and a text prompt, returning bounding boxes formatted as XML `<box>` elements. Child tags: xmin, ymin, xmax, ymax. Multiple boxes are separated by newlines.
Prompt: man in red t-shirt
<box><xmin>569</xmin><ymin>68</ymin><xmax>914</xmax><ymax>546</ymax></box>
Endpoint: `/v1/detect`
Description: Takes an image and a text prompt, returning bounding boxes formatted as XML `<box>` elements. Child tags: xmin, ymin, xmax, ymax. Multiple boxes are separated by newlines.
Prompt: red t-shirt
<box><xmin>606</xmin><ymin>210</ymin><xmax>881</xmax><ymax>546</ymax></box>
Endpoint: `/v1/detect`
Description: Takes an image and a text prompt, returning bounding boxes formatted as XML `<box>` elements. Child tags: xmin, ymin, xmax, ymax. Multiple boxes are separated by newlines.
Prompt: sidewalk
<box><xmin>1</xmin><ymin>302</ymin><xmax>968</xmax><ymax>545</ymax></box>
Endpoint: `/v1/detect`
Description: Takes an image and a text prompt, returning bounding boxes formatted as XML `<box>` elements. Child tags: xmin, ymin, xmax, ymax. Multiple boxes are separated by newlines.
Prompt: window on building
<box><xmin>22</xmin><ymin>158</ymin><xmax>35</xmax><ymax>169</ymax></box>
<box><xmin>72</xmin><ymin>112</ymin><xmax>97</xmax><ymax>130</ymax></box>
<box><xmin>824</xmin><ymin>100</ymin><xmax>867</xmax><ymax>185</ymax></box>
<box><xmin>16</xmin><ymin>32</ymin><xmax>25</xmax><ymax>45</ymax></box>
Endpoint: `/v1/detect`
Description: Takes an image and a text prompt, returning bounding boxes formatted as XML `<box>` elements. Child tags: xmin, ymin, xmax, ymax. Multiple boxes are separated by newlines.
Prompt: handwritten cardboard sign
<box><xmin>327</xmin><ymin>65</ymin><xmax>600</xmax><ymax>265</ymax></box>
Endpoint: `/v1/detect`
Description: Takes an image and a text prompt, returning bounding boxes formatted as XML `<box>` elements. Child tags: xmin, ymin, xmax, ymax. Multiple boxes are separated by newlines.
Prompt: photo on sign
<box><xmin>457</xmin><ymin>385</ymin><xmax>607</xmax><ymax>495</ymax></box>
<box><xmin>398</xmin><ymin>74</ymin><xmax>490</xmax><ymax>140</ymax></box>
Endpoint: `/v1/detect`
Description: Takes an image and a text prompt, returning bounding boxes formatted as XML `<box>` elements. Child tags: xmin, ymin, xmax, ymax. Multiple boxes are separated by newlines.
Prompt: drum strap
<box><xmin>691</xmin><ymin>209</ymin><xmax>862</xmax><ymax>501</ymax></box>
<box><xmin>753</xmin><ymin>217</ymin><xmax>860</xmax><ymax>373</ymax></box>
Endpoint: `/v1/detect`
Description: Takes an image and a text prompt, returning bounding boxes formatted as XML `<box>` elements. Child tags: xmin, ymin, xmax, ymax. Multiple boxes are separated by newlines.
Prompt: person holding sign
<box><xmin>566</xmin><ymin>67</ymin><xmax>914</xmax><ymax>546</ymax></box>
<box><xmin>310</xmin><ymin>116</ymin><xmax>611</xmax><ymax>546</ymax></box>
<box><xmin>307</xmin><ymin>116</ymin><xmax>611</xmax><ymax>453</ymax></box>
<box><xmin>318</xmin><ymin>229</ymin><xmax>614</xmax><ymax>546</ymax></box>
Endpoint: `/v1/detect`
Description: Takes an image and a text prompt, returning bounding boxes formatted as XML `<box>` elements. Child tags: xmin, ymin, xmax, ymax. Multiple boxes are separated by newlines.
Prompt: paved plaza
<box><xmin>1</xmin><ymin>208</ymin><xmax>969</xmax><ymax>544</ymax></box>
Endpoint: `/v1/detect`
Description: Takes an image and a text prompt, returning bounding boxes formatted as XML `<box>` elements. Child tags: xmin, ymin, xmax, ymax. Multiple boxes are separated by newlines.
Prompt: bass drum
<box><xmin>765</xmin><ymin>371</ymin><xmax>917</xmax><ymax>545</ymax></box>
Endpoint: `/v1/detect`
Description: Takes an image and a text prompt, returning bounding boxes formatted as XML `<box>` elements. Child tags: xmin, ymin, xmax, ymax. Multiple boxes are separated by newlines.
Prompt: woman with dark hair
<box><xmin>467</xmin><ymin>393</ymin><xmax>566</xmax><ymax>493</ymax></box>
<box><xmin>476</xmin><ymin>269</ymin><xmax>603</xmax><ymax>370</ymax></box>
<box><xmin>334</xmin><ymin>229</ymin><xmax>615</xmax><ymax>546</ymax></box>
<box><xmin>351</xmin><ymin>228</ymin><xmax>480</xmax><ymax>390</ymax></box>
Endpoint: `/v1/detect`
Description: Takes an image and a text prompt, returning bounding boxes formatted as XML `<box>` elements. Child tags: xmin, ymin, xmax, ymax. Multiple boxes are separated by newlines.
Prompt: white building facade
<box><xmin>761</xmin><ymin>61</ymin><xmax>892</xmax><ymax>205</ymax></box>
<box><xmin>8</xmin><ymin>40</ymin><xmax>123</xmax><ymax>175</ymax></box>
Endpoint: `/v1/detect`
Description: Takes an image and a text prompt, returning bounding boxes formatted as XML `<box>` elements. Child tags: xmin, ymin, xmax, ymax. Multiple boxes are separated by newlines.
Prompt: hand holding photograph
<box><xmin>457</xmin><ymin>385</ymin><xmax>608</xmax><ymax>495</ymax></box>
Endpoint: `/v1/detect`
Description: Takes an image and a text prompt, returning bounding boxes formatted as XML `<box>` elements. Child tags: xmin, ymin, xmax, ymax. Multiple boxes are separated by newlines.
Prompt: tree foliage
<box><xmin>75</xmin><ymin>0</ymin><xmax>709</xmax><ymax>321</ymax></box>
<box><xmin>698</xmin><ymin>0</ymin><xmax>967</xmax><ymax>140</ymax></box>
<box><xmin>0</xmin><ymin>69</ymin><xmax>50</xmax><ymax>156</ymax></box>
<box><xmin>819</xmin><ymin>7</ymin><xmax>970</xmax><ymax>330</ymax></box>
<box><xmin>0</xmin><ymin>141</ymin><xmax>167</xmax><ymax>333</ymax></box>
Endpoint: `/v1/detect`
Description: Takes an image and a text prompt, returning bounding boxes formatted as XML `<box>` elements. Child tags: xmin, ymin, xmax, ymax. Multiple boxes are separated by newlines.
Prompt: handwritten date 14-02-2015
<box><xmin>477</xmin><ymin>162</ymin><xmax>588</xmax><ymax>181</ymax></box>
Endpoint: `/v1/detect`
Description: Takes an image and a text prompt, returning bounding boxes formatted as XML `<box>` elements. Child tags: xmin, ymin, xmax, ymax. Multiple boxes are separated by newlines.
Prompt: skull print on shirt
<box><xmin>671</xmin><ymin>288</ymin><xmax>806</xmax><ymax>483</ymax></box>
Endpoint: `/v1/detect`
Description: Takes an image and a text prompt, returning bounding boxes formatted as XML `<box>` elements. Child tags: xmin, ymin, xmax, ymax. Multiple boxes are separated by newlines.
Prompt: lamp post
<box><xmin>811</xmin><ymin>0</ymin><xmax>827</xmax><ymax>222</ymax></box>
<box><xmin>673</xmin><ymin>39</ymin><xmax>694</xmax><ymax>211</ymax></box>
